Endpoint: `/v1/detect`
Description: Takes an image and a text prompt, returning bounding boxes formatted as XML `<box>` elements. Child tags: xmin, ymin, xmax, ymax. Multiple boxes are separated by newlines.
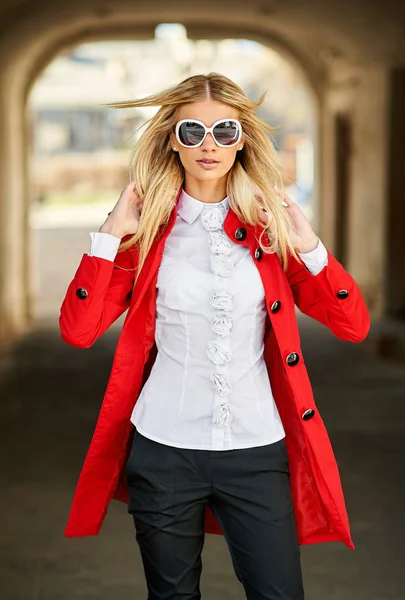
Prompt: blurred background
<box><xmin>28</xmin><ymin>30</ymin><xmax>316</xmax><ymax>319</ymax></box>
<box><xmin>0</xmin><ymin>3</ymin><xmax>405</xmax><ymax>600</ymax></box>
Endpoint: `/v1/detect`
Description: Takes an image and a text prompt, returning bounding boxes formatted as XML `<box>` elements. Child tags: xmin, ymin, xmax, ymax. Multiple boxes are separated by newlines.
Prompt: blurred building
<box><xmin>29</xmin><ymin>34</ymin><xmax>315</xmax><ymax>208</ymax></box>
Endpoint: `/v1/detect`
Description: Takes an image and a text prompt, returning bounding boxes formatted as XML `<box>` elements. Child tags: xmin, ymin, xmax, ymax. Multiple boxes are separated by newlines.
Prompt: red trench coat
<box><xmin>59</xmin><ymin>195</ymin><xmax>370</xmax><ymax>550</ymax></box>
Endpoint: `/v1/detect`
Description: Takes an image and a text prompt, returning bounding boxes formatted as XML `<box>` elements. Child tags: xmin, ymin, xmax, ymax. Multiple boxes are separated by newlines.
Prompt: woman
<box><xmin>60</xmin><ymin>73</ymin><xmax>370</xmax><ymax>600</ymax></box>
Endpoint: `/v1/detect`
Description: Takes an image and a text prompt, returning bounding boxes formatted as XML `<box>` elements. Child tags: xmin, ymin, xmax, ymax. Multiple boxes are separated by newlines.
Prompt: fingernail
<box><xmin>282</xmin><ymin>200</ymin><xmax>289</xmax><ymax>207</ymax></box>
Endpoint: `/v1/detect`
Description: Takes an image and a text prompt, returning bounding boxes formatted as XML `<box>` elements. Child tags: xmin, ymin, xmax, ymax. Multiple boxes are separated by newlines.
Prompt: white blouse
<box><xmin>88</xmin><ymin>189</ymin><xmax>328</xmax><ymax>451</ymax></box>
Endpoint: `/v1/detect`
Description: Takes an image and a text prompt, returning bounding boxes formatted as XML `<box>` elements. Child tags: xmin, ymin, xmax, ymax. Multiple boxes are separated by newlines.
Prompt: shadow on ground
<box><xmin>1</xmin><ymin>315</ymin><xmax>404</xmax><ymax>599</ymax></box>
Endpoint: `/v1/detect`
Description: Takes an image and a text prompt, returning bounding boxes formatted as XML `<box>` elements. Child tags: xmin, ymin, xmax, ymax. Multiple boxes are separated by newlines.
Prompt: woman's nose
<box><xmin>201</xmin><ymin>132</ymin><xmax>216</xmax><ymax>150</ymax></box>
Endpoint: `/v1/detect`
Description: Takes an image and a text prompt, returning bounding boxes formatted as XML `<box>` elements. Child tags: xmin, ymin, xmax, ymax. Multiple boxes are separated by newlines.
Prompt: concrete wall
<box><xmin>386</xmin><ymin>68</ymin><xmax>405</xmax><ymax>318</ymax></box>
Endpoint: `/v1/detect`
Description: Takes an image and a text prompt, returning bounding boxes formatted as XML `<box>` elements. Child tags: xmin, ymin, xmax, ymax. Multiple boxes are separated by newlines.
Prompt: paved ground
<box><xmin>0</xmin><ymin>219</ymin><xmax>405</xmax><ymax>599</ymax></box>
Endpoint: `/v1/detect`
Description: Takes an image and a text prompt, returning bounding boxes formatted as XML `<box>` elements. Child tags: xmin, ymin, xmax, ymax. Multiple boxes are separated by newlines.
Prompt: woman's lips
<box><xmin>197</xmin><ymin>159</ymin><xmax>220</xmax><ymax>169</ymax></box>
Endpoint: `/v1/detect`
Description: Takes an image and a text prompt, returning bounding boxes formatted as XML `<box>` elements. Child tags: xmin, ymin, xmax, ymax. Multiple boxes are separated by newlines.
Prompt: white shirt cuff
<box><xmin>88</xmin><ymin>232</ymin><xmax>121</xmax><ymax>262</ymax></box>
<box><xmin>297</xmin><ymin>239</ymin><xmax>328</xmax><ymax>275</ymax></box>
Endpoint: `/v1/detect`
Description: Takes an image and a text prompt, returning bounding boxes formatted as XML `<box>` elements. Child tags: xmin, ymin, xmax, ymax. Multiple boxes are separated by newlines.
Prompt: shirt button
<box><xmin>235</xmin><ymin>227</ymin><xmax>247</xmax><ymax>241</ymax></box>
<box><xmin>270</xmin><ymin>300</ymin><xmax>281</xmax><ymax>313</ymax></box>
<box><xmin>336</xmin><ymin>289</ymin><xmax>349</xmax><ymax>299</ymax></box>
<box><xmin>302</xmin><ymin>409</ymin><xmax>316</xmax><ymax>420</ymax></box>
<box><xmin>76</xmin><ymin>287</ymin><xmax>88</xmax><ymax>300</ymax></box>
<box><xmin>286</xmin><ymin>352</ymin><xmax>300</xmax><ymax>366</ymax></box>
<box><xmin>254</xmin><ymin>247</ymin><xmax>263</xmax><ymax>261</ymax></box>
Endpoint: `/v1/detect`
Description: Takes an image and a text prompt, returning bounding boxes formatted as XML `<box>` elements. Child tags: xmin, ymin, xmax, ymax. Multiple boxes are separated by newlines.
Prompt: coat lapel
<box><xmin>129</xmin><ymin>191</ymin><xmax>180</xmax><ymax>315</ymax></box>
<box><xmin>223</xmin><ymin>207</ymin><xmax>293</xmax><ymax>315</ymax></box>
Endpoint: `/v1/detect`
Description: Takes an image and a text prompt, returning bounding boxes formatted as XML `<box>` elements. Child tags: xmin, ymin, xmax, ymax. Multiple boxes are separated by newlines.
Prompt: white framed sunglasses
<box><xmin>174</xmin><ymin>118</ymin><xmax>243</xmax><ymax>148</ymax></box>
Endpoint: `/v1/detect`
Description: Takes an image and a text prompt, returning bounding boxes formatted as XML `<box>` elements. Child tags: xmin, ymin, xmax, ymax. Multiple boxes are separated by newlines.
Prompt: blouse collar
<box><xmin>177</xmin><ymin>187</ymin><xmax>229</xmax><ymax>225</ymax></box>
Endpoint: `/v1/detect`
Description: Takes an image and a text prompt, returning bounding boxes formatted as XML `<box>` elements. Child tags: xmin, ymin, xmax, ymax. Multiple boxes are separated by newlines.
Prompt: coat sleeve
<box><xmin>59</xmin><ymin>245</ymin><xmax>136</xmax><ymax>348</ymax></box>
<box><xmin>286</xmin><ymin>250</ymin><xmax>370</xmax><ymax>342</ymax></box>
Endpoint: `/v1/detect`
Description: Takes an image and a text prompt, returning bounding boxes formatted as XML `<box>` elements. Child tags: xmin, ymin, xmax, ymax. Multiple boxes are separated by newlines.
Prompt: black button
<box><xmin>271</xmin><ymin>300</ymin><xmax>281</xmax><ymax>313</ymax></box>
<box><xmin>302</xmin><ymin>409</ymin><xmax>316</xmax><ymax>421</ymax></box>
<box><xmin>254</xmin><ymin>247</ymin><xmax>263</xmax><ymax>261</ymax></box>
<box><xmin>76</xmin><ymin>287</ymin><xmax>88</xmax><ymax>300</ymax></box>
<box><xmin>235</xmin><ymin>227</ymin><xmax>247</xmax><ymax>241</ymax></box>
<box><xmin>286</xmin><ymin>352</ymin><xmax>300</xmax><ymax>366</ymax></box>
<box><xmin>336</xmin><ymin>289</ymin><xmax>349</xmax><ymax>299</ymax></box>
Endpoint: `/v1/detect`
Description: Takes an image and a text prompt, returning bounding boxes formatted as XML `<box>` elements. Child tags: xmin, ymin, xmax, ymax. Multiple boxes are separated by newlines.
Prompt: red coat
<box><xmin>59</xmin><ymin>196</ymin><xmax>370</xmax><ymax>550</ymax></box>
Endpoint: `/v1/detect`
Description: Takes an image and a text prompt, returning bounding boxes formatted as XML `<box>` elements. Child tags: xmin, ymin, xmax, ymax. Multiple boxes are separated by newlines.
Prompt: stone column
<box><xmin>320</xmin><ymin>62</ymin><xmax>390</xmax><ymax>316</ymax></box>
<box><xmin>0</xmin><ymin>66</ymin><xmax>32</xmax><ymax>348</ymax></box>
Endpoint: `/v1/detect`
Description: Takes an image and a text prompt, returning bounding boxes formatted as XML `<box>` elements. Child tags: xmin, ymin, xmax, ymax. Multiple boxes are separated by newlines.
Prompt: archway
<box><xmin>7</xmin><ymin>21</ymin><xmax>319</xmax><ymax>322</ymax></box>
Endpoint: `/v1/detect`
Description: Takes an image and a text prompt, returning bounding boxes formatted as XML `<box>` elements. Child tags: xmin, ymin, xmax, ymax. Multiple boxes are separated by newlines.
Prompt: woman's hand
<box><xmin>263</xmin><ymin>187</ymin><xmax>319</xmax><ymax>254</ymax></box>
<box><xmin>99</xmin><ymin>183</ymin><xmax>143</xmax><ymax>239</ymax></box>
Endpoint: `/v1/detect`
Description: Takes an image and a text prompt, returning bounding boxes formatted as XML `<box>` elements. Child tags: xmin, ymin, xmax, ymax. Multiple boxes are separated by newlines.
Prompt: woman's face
<box><xmin>170</xmin><ymin>99</ymin><xmax>243</xmax><ymax>185</ymax></box>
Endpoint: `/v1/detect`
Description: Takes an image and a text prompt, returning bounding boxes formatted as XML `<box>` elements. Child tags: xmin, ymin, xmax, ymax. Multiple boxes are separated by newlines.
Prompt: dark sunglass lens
<box><xmin>178</xmin><ymin>121</ymin><xmax>205</xmax><ymax>146</ymax></box>
<box><xmin>213</xmin><ymin>121</ymin><xmax>240</xmax><ymax>145</ymax></box>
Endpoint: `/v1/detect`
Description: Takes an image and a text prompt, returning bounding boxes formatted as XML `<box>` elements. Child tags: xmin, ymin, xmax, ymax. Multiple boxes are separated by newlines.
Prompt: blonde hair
<box><xmin>110</xmin><ymin>72</ymin><xmax>297</xmax><ymax>282</ymax></box>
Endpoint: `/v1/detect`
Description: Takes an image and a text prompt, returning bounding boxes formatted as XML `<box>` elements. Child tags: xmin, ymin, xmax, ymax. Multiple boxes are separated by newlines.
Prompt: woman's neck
<box><xmin>183</xmin><ymin>177</ymin><xmax>228</xmax><ymax>204</ymax></box>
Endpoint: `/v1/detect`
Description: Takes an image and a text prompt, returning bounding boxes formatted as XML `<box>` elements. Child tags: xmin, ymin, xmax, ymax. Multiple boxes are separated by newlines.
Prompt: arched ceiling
<box><xmin>0</xmin><ymin>0</ymin><xmax>405</xmax><ymax>86</ymax></box>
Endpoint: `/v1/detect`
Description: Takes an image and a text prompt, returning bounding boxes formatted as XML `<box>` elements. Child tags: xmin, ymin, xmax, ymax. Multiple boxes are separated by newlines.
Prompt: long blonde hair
<box><xmin>111</xmin><ymin>72</ymin><xmax>296</xmax><ymax>282</ymax></box>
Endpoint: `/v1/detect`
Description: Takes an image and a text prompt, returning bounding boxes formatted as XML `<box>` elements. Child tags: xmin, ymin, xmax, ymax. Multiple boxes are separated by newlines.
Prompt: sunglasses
<box><xmin>174</xmin><ymin>118</ymin><xmax>242</xmax><ymax>148</ymax></box>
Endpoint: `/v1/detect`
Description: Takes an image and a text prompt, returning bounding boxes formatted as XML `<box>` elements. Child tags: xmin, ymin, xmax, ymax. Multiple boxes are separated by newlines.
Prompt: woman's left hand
<box><xmin>273</xmin><ymin>187</ymin><xmax>319</xmax><ymax>254</ymax></box>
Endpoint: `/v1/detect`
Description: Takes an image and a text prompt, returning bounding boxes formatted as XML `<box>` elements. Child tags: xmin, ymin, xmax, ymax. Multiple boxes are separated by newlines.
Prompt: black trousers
<box><xmin>126</xmin><ymin>431</ymin><xmax>304</xmax><ymax>600</ymax></box>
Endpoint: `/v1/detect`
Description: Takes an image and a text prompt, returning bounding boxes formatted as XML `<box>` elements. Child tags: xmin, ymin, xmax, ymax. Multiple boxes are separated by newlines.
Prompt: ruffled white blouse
<box><xmin>89</xmin><ymin>188</ymin><xmax>328</xmax><ymax>450</ymax></box>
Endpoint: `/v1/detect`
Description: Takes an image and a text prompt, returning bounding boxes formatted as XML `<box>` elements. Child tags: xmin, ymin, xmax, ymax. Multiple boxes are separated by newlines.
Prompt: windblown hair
<box><xmin>110</xmin><ymin>72</ymin><xmax>297</xmax><ymax>282</ymax></box>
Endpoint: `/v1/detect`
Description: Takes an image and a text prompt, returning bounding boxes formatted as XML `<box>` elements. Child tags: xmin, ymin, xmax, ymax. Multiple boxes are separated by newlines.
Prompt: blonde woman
<box><xmin>60</xmin><ymin>73</ymin><xmax>370</xmax><ymax>600</ymax></box>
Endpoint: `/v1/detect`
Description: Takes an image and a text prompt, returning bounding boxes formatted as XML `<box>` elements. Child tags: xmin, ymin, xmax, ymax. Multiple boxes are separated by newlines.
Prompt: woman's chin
<box><xmin>186</xmin><ymin>167</ymin><xmax>229</xmax><ymax>182</ymax></box>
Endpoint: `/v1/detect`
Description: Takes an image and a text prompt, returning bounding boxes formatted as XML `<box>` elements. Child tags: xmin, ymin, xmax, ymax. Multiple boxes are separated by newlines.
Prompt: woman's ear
<box><xmin>169</xmin><ymin>132</ymin><xmax>178</xmax><ymax>152</ymax></box>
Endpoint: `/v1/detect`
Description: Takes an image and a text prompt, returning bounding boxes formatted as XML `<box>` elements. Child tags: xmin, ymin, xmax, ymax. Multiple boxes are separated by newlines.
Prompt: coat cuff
<box><xmin>297</xmin><ymin>239</ymin><xmax>328</xmax><ymax>276</ymax></box>
<box><xmin>88</xmin><ymin>232</ymin><xmax>121</xmax><ymax>262</ymax></box>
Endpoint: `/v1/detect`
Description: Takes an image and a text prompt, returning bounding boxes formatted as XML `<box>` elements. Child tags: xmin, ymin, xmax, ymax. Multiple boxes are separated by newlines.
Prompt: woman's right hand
<box><xmin>98</xmin><ymin>183</ymin><xmax>143</xmax><ymax>239</ymax></box>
